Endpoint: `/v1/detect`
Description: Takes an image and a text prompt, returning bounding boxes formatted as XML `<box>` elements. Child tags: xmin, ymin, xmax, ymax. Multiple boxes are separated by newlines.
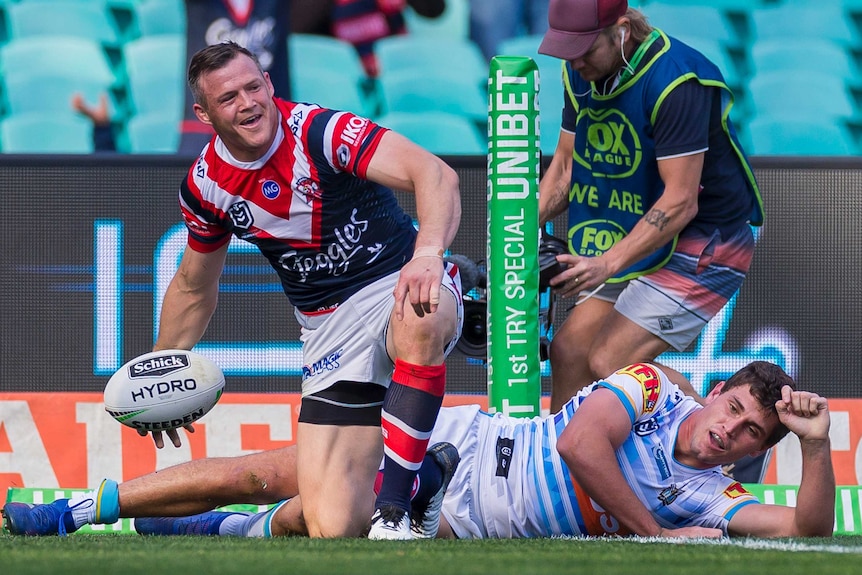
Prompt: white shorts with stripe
<box><xmin>295</xmin><ymin>264</ymin><xmax>463</xmax><ymax>397</ymax></box>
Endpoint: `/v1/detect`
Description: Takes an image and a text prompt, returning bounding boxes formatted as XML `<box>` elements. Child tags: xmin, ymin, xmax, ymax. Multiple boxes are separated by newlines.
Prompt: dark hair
<box><xmin>187</xmin><ymin>41</ymin><xmax>264</xmax><ymax>106</ymax></box>
<box><xmin>721</xmin><ymin>361</ymin><xmax>797</xmax><ymax>447</ymax></box>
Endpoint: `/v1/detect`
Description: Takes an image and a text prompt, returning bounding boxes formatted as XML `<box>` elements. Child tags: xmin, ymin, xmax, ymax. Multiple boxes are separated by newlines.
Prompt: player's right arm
<box><xmin>154</xmin><ymin>243</ymin><xmax>228</xmax><ymax>352</ymax></box>
<box><xmin>140</xmin><ymin>243</ymin><xmax>228</xmax><ymax>449</ymax></box>
<box><xmin>727</xmin><ymin>388</ymin><xmax>834</xmax><ymax>537</ymax></box>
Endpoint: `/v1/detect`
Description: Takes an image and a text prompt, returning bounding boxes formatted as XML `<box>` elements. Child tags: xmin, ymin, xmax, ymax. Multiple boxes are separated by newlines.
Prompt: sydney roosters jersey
<box><xmin>179</xmin><ymin>98</ymin><xmax>417</xmax><ymax>312</ymax></box>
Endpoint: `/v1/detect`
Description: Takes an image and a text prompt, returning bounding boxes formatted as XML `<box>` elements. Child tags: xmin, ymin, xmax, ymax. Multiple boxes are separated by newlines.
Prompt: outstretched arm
<box><xmin>557</xmin><ymin>388</ymin><xmax>720</xmax><ymax>538</ymax></box>
<box><xmin>728</xmin><ymin>387</ymin><xmax>834</xmax><ymax>537</ymax></box>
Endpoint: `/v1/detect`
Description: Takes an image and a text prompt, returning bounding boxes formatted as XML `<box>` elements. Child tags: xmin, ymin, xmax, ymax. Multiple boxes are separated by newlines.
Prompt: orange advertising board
<box><xmin>1</xmin><ymin>392</ymin><xmax>860</xmax><ymax>499</ymax></box>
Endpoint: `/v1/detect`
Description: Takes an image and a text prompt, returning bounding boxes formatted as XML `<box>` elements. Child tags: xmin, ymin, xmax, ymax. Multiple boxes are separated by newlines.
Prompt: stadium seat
<box><xmin>2</xmin><ymin>73</ymin><xmax>120</xmax><ymax>118</ymax></box>
<box><xmin>119</xmin><ymin>112</ymin><xmax>180</xmax><ymax>153</ymax></box>
<box><xmin>288</xmin><ymin>34</ymin><xmax>374</xmax><ymax>116</ymax></box>
<box><xmin>375</xmin><ymin>35</ymin><xmax>487</xmax><ymax>85</ymax></box>
<box><xmin>133</xmin><ymin>0</ymin><xmax>186</xmax><ymax>36</ymax></box>
<box><xmin>378</xmin><ymin>69</ymin><xmax>486</xmax><ymax>122</ymax></box>
<box><xmin>641</xmin><ymin>3</ymin><xmax>740</xmax><ymax>48</ymax></box>
<box><xmin>747</xmin><ymin>72</ymin><xmax>858</xmax><ymax>122</ymax></box>
<box><xmin>404</xmin><ymin>0</ymin><xmax>469</xmax><ymax>39</ymax></box>
<box><xmin>5</xmin><ymin>2</ymin><xmax>122</xmax><ymax>47</ymax></box>
<box><xmin>750</xmin><ymin>5</ymin><xmax>861</xmax><ymax>48</ymax></box>
<box><xmin>744</xmin><ymin>117</ymin><xmax>856</xmax><ymax>156</ymax></box>
<box><xmin>749</xmin><ymin>39</ymin><xmax>859</xmax><ymax>84</ymax></box>
<box><xmin>123</xmin><ymin>35</ymin><xmax>185</xmax><ymax>117</ymax></box>
<box><xmin>0</xmin><ymin>36</ymin><xmax>116</xmax><ymax>85</ymax></box>
<box><xmin>376</xmin><ymin>111</ymin><xmax>486</xmax><ymax>155</ymax></box>
<box><xmin>0</xmin><ymin>113</ymin><xmax>94</xmax><ymax>154</ymax></box>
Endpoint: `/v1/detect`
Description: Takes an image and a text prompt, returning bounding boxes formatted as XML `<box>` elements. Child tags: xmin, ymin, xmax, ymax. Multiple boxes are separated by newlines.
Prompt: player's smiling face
<box><xmin>677</xmin><ymin>383</ymin><xmax>777</xmax><ymax>468</ymax></box>
<box><xmin>194</xmin><ymin>53</ymin><xmax>279</xmax><ymax>161</ymax></box>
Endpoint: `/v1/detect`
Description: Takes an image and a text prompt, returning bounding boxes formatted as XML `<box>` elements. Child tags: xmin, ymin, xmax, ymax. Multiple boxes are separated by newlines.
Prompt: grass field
<box><xmin>2</xmin><ymin>534</ymin><xmax>862</xmax><ymax>575</ymax></box>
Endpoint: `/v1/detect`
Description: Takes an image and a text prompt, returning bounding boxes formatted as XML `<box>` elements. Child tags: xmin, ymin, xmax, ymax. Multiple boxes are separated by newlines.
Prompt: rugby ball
<box><xmin>104</xmin><ymin>350</ymin><xmax>225</xmax><ymax>432</ymax></box>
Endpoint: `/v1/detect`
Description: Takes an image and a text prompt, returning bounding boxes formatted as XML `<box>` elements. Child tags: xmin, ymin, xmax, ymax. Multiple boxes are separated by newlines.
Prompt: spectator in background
<box><xmin>470</xmin><ymin>0</ymin><xmax>550</xmax><ymax>60</ymax></box>
<box><xmin>71</xmin><ymin>93</ymin><xmax>116</xmax><ymax>153</ymax></box>
<box><xmin>180</xmin><ymin>0</ymin><xmax>292</xmax><ymax>154</ymax></box>
<box><xmin>329</xmin><ymin>0</ymin><xmax>446</xmax><ymax>78</ymax></box>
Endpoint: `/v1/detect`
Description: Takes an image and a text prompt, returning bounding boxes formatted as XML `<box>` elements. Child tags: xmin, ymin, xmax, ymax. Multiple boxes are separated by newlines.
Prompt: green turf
<box><xmin>2</xmin><ymin>535</ymin><xmax>861</xmax><ymax>575</ymax></box>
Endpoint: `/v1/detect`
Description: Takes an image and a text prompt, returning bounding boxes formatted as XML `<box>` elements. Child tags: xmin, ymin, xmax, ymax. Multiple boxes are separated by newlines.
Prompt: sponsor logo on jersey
<box><xmin>495</xmin><ymin>436</ymin><xmax>514</xmax><ymax>477</ymax></box>
<box><xmin>302</xmin><ymin>349</ymin><xmax>344</xmax><ymax>380</ymax></box>
<box><xmin>295</xmin><ymin>177</ymin><xmax>322</xmax><ymax>204</ymax></box>
<box><xmin>337</xmin><ymin>144</ymin><xmax>351</xmax><ymax>168</ymax></box>
<box><xmin>634</xmin><ymin>418</ymin><xmax>659</xmax><ymax>436</ymax></box>
<box><xmin>652</xmin><ymin>445</ymin><xmax>671</xmax><ymax>480</ymax></box>
<box><xmin>617</xmin><ymin>363</ymin><xmax>660</xmax><ymax>413</ymax></box>
<box><xmin>722</xmin><ymin>482</ymin><xmax>750</xmax><ymax>499</ymax></box>
<box><xmin>658</xmin><ymin>484</ymin><xmax>681</xmax><ymax>506</ymax></box>
<box><xmin>340</xmin><ymin>115</ymin><xmax>369</xmax><ymax>146</ymax></box>
<box><xmin>228</xmin><ymin>201</ymin><xmax>254</xmax><ymax>230</ymax></box>
<box><xmin>128</xmin><ymin>354</ymin><xmax>190</xmax><ymax>378</ymax></box>
<box><xmin>261</xmin><ymin>179</ymin><xmax>281</xmax><ymax>200</ymax></box>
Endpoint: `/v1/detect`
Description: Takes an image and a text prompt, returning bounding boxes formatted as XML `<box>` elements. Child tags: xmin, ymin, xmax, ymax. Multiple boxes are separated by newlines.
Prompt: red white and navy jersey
<box><xmin>179</xmin><ymin>98</ymin><xmax>417</xmax><ymax>313</ymax></box>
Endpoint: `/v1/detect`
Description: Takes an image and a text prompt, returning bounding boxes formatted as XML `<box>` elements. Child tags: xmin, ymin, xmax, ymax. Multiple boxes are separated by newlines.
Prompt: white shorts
<box><xmin>431</xmin><ymin>405</ymin><xmax>540</xmax><ymax>539</ymax></box>
<box><xmin>296</xmin><ymin>266</ymin><xmax>463</xmax><ymax>397</ymax></box>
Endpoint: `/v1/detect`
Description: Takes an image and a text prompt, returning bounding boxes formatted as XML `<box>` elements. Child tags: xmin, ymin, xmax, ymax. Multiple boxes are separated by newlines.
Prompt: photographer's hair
<box><xmin>188</xmin><ymin>41</ymin><xmax>264</xmax><ymax>106</ymax></box>
<box><xmin>722</xmin><ymin>361</ymin><xmax>797</xmax><ymax>446</ymax></box>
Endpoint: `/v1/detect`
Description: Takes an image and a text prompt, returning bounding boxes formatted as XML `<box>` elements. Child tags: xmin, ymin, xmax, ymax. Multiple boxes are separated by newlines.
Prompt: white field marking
<box><xmin>554</xmin><ymin>535</ymin><xmax>862</xmax><ymax>554</ymax></box>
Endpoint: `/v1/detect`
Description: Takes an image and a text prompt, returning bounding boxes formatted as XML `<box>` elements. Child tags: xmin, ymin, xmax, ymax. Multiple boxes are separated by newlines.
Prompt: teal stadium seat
<box><xmin>3</xmin><ymin>73</ymin><xmax>120</xmax><ymax>117</ymax></box>
<box><xmin>378</xmin><ymin>69</ymin><xmax>486</xmax><ymax>122</ymax></box>
<box><xmin>377</xmin><ymin>111</ymin><xmax>486</xmax><ymax>155</ymax></box>
<box><xmin>749</xmin><ymin>39</ymin><xmax>859</xmax><ymax>85</ymax></box>
<box><xmin>288</xmin><ymin>34</ymin><xmax>374</xmax><ymax>116</ymax></box>
<box><xmin>750</xmin><ymin>5</ymin><xmax>861</xmax><ymax>48</ymax></box>
<box><xmin>744</xmin><ymin>117</ymin><xmax>856</xmax><ymax>156</ymax></box>
<box><xmin>0</xmin><ymin>36</ymin><xmax>119</xmax><ymax>116</ymax></box>
<box><xmin>404</xmin><ymin>0</ymin><xmax>470</xmax><ymax>39</ymax></box>
<box><xmin>119</xmin><ymin>112</ymin><xmax>180</xmax><ymax>153</ymax></box>
<box><xmin>123</xmin><ymin>35</ymin><xmax>185</xmax><ymax>117</ymax></box>
<box><xmin>133</xmin><ymin>0</ymin><xmax>186</xmax><ymax>36</ymax></box>
<box><xmin>641</xmin><ymin>3</ymin><xmax>740</xmax><ymax>48</ymax></box>
<box><xmin>1</xmin><ymin>113</ymin><xmax>93</xmax><ymax>154</ymax></box>
<box><xmin>0</xmin><ymin>36</ymin><xmax>115</xmax><ymax>85</ymax></box>
<box><xmin>375</xmin><ymin>35</ymin><xmax>487</xmax><ymax>85</ymax></box>
<box><xmin>747</xmin><ymin>72</ymin><xmax>858</xmax><ymax>122</ymax></box>
<box><xmin>5</xmin><ymin>1</ymin><xmax>122</xmax><ymax>47</ymax></box>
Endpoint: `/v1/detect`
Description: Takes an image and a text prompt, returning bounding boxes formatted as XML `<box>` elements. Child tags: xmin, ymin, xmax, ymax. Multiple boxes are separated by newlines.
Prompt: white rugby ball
<box><xmin>104</xmin><ymin>350</ymin><xmax>225</xmax><ymax>432</ymax></box>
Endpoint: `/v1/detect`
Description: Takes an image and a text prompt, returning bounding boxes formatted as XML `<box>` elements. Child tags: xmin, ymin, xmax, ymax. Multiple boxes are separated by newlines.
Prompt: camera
<box><xmin>538</xmin><ymin>232</ymin><xmax>569</xmax><ymax>290</ymax></box>
<box><xmin>450</xmin><ymin>244</ymin><xmax>561</xmax><ymax>360</ymax></box>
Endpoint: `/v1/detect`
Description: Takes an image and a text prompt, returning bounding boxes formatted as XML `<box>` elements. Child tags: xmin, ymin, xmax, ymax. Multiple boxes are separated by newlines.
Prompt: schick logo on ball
<box><xmin>128</xmin><ymin>354</ymin><xmax>190</xmax><ymax>378</ymax></box>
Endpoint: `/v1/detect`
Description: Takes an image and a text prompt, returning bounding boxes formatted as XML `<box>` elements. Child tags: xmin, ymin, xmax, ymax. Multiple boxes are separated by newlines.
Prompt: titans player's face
<box><xmin>194</xmin><ymin>53</ymin><xmax>279</xmax><ymax>162</ymax></box>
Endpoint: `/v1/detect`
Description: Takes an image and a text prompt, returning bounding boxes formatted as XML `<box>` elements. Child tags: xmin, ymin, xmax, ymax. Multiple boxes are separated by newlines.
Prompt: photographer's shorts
<box><xmin>611</xmin><ymin>225</ymin><xmax>755</xmax><ymax>351</ymax></box>
<box><xmin>296</xmin><ymin>265</ymin><xmax>463</xmax><ymax>424</ymax></box>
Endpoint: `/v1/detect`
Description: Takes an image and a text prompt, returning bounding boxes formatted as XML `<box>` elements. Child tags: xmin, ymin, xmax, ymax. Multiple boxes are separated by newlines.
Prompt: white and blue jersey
<box><xmin>434</xmin><ymin>363</ymin><xmax>759</xmax><ymax>538</ymax></box>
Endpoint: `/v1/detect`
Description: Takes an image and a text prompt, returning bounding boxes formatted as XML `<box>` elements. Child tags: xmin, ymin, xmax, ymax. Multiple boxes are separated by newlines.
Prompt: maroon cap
<box><xmin>538</xmin><ymin>0</ymin><xmax>628</xmax><ymax>60</ymax></box>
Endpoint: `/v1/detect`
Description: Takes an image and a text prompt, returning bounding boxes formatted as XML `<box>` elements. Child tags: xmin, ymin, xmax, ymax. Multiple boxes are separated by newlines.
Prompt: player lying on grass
<box><xmin>3</xmin><ymin>361</ymin><xmax>834</xmax><ymax>539</ymax></box>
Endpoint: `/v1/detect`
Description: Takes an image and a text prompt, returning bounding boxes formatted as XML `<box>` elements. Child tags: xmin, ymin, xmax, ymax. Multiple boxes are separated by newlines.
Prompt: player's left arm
<box><xmin>728</xmin><ymin>388</ymin><xmax>835</xmax><ymax>537</ymax></box>
<box><xmin>559</xmin><ymin>388</ymin><xmax>678</xmax><ymax>537</ymax></box>
<box><xmin>551</xmin><ymin>82</ymin><xmax>706</xmax><ymax>296</ymax></box>
<box><xmin>365</xmin><ymin>130</ymin><xmax>461</xmax><ymax>320</ymax></box>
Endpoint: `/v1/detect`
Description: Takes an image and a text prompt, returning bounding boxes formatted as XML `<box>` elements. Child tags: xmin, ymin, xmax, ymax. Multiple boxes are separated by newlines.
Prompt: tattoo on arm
<box><xmin>644</xmin><ymin>208</ymin><xmax>670</xmax><ymax>232</ymax></box>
